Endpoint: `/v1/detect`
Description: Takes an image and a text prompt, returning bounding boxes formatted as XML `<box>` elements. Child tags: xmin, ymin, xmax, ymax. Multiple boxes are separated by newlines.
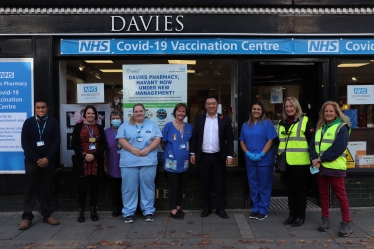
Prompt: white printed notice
<box><xmin>0</xmin><ymin>113</ymin><xmax>26</xmax><ymax>151</ymax></box>
<box><xmin>122</xmin><ymin>64</ymin><xmax>187</xmax><ymax>131</ymax></box>
<box><xmin>77</xmin><ymin>83</ymin><xmax>105</xmax><ymax>103</ymax></box>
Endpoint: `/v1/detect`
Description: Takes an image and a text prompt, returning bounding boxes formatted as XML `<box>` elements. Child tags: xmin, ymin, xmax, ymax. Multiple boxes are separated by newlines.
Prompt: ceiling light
<box><xmin>338</xmin><ymin>63</ymin><xmax>369</xmax><ymax>67</ymax></box>
<box><xmin>168</xmin><ymin>60</ymin><xmax>196</xmax><ymax>65</ymax></box>
<box><xmin>85</xmin><ymin>60</ymin><xmax>113</xmax><ymax>63</ymax></box>
<box><xmin>187</xmin><ymin>70</ymin><xmax>195</xmax><ymax>74</ymax></box>
<box><xmin>352</xmin><ymin>77</ymin><xmax>357</xmax><ymax>81</ymax></box>
<box><xmin>100</xmin><ymin>69</ymin><xmax>123</xmax><ymax>73</ymax></box>
<box><xmin>79</xmin><ymin>63</ymin><xmax>85</xmax><ymax>71</ymax></box>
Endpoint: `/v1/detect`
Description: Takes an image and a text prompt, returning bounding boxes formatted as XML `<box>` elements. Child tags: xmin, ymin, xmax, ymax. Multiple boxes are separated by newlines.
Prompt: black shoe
<box><xmin>248</xmin><ymin>212</ymin><xmax>259</xmax><ymax>219</ymax></box>
<box><xmin>177</xmin><ymin>209</ymin><xmax>185</xmax><ymax>217</ymax></box>
<box><xmin>215</xmin><ymin>210</ymin><xmax>229</xmax><ymax>219</ymax></box>
<box><xmin>284</xmin><ymin>216</ymin><xmax>295</xmax><ymax>225</ymax></box>
<box><xmin>78</xmin><ymin>210</ymin><xmax>85</xmax><ymax>223</ymax></box>
<box><xmin>90</xmin><ymin>207</ymin><xmax>99</xmax><ymax>221</ymax></box>
<box><xmin>169</xmin><ymin>212</ymin><xmax>184</xmax><ymax>220</ymax></box>
<box><xmin>291</xmin><ymin>218</ymin><xmax>304</xmax><ymax>227</ymax></box>
<box><xmin>200</xmin><ymin>209</ymin><xmax>212</xmax><ymax>217</ymax></box>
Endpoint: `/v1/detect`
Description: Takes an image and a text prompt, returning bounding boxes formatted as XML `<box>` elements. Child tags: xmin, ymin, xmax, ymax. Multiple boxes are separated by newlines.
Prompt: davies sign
<box><xmin>111</xmin><ymin>15</ymin><xmax>184</xmax><ymax>32</ymax></box>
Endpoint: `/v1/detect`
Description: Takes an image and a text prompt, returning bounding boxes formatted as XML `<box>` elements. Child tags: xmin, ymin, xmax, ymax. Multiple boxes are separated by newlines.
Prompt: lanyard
<box><xmin>36</xmin><ymin>116</ymin><xmax>47</xmax><ymax>141</ymax></box>
<box><xmin>111</xmin><ymin>127</ymin><xmax>117</xmax><ymax>136</ymax></box>
<box><xmin>136</xmin><ymin>123</ymin><xmax>143</xmax><ymax>134</ymax></box>
<box><xmin>86</xmin><ymin>124</ymin><xmax>95</xmax><ymax>138</ymax></box>
<box><xmin>174</xmin><ymin>121</ymin><xmax>184</xmax><ymax>143</ymax></box>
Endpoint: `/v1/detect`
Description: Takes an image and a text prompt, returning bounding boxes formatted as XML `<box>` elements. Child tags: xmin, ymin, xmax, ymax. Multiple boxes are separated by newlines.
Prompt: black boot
<box><xmin>78</xmin><ymin>209</ymin><xmax>85</xmax><ymax>223</ymax></box>
<box><xmin>91</xmin><ymin>207</ymin><xmax>99</xmax><ymax>221</ymax></box>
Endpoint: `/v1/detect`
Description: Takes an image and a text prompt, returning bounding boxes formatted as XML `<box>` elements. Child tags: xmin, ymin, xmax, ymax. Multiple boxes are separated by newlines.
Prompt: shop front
<box><xmin>1</xmin><ymin>2</ymin><xmax>374</xmax><ymax>211</ymax></box>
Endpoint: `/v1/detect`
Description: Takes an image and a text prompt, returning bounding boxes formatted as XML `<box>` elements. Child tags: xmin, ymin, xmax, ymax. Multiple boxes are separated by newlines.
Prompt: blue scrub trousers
<box><xmin>120</xmin><ymin>165</ymin><xmax>157</xmax><ymax>217</ymax></box>
<box><xmin>246</xmin><ymin>162</ymin><xmax>273</xmax><ymax>215</ymax></box>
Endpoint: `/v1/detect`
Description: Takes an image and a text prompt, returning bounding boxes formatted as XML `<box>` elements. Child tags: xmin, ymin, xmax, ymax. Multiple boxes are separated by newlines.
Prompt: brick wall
<box><xmin>331</xmin><ymin>176</ymin><xmax>374</xmax><ymax>208</ymax></box>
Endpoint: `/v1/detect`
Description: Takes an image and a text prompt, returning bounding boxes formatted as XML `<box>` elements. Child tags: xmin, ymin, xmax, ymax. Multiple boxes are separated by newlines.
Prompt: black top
<box><xmin>21</xmin><ymin>115</ymin><xmax>61</xmax><ymax>162</ymax></box>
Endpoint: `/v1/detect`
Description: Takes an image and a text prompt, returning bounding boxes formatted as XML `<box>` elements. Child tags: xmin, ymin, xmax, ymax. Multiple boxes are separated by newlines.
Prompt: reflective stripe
<box><xmin>279</xmin><ymin>137</ymin><xmax>307</xmax><ymax>142</ymax></box>
<box><xmin>320</xmin><ymin>139</ymin><xmax>334</xmax><ymax>143</ymax></box>
<box><xmin>279</xmin><ymin>148</ymin><xmax>309</xmax><ymax>153</ymax></box>
<box><xmin>320</xmin><ymin>150</ymin><xmax>346</xmax><ymax>157</ymax></box>
<box><xmin>285</xmin><ymin>148</ymin><xmax>309</xmax><ymax>152</ymax></box>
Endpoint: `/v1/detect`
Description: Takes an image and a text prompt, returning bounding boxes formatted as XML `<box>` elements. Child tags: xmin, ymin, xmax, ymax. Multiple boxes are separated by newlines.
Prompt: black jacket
<box><xmin>190</xmin><ymin>113</ymin><xmax>234</xmax><ymax>163</ymax></box>
<box><xmin>71</xmin><ymin>122</ymin><xmax>107</xmax><ymax>177</ymax></box>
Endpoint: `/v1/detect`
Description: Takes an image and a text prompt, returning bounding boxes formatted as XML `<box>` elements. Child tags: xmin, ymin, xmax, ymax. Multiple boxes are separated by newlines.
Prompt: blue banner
<box><xmin>0</xmin><ymin>59</ymin><xmax>33</xmax><ymax>173</ymax></box>
<box><xmin>61</xmin><ymin>38</ymin><xmax>374</xmax><ymax>55</ymax></box>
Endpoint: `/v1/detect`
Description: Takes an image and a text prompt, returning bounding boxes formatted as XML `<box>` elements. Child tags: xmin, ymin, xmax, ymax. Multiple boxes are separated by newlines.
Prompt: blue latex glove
<box><xmin>253</xmin><ymin>151</ymin><xmax>265</xmax><ymax>162</ymax></box>
<box><xmin>245</xmin><ymin>151</ymin><xmax>256</xmax><ymax>161</ymax></box>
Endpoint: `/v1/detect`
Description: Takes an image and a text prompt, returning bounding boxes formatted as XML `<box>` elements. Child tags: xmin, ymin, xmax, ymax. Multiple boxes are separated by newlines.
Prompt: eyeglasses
<box><xmin>35</xmin><ymin>106</ymin><xmax>47</xmax><ymax>110</ymax></box>
<box><xmin>136</xmin><ymin>130</ymin><xmax>141</xmax><ymax>133</ymax></box>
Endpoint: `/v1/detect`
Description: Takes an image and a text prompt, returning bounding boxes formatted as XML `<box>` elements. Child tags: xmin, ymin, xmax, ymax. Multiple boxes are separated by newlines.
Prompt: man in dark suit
<box><xmin>190</xmin><ymin>95</ymin><xmax>234</xmax><ymax>219</ymax></box>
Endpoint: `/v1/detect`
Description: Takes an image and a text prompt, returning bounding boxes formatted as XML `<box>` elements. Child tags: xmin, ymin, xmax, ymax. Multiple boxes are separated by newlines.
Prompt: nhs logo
<box><xmin>308</xmin><ymin>40</ymin><xmax>339</xmax><ymax>52</ymax></box>
<box><xmin>84</xmin><ymin>86</ymin><xmax>98</xmax><ymax>92</ymax></box>
<box><xmin>354</xmin><ymin>88</ymin><xmax>368</xmax><ymax>94</ymax></box>
<box><xmin>78</xmin><ymin>40</ymin><xmax>110</xmax><ymax>52</ymax></box>
<box><xmin>0</xmin><ymin>72</ymin><xmax>14</xmax><ymax>78</ymax></box>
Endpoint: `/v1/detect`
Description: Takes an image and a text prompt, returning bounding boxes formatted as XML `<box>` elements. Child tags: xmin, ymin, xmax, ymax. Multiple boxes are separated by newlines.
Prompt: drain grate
<box><xmin>269</xmin><ymin>197</ymin><xmax>319</xmax><ymax>210</ymax></box>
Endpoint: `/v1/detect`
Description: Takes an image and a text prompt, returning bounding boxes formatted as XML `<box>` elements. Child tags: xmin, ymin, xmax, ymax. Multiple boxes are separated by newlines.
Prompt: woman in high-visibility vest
<box><xmin>309</xmin><ymin>101</ymin><xmax>352</xmax><ymax>237</ymax></box>
<box><xmin>276</xmin><ymin>97</ymin><xmax>314</xmax><ymax>227</ymax></box>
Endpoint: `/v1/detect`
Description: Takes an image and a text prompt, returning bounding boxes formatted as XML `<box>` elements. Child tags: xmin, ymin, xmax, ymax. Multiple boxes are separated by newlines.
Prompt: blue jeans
<box><xmin>120</xmin><ymin>165</ymin><xmax>156</xmax><ymax>217</ymax></box>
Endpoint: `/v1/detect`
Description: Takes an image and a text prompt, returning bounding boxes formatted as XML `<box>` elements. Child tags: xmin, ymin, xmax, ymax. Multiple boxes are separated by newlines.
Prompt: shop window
<box><xmin>337</xmin><ymin>59</ymin><xmax>374</xmax><ymax>169</ymax></box>
<box><xmin>58</xmin><ymin>59</ymin><xmax>239</xmax><ymax>167</ymax></box>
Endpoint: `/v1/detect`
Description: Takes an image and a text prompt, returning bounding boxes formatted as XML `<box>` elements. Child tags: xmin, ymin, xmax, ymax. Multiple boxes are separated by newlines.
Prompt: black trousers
<box><xmin>166</xmin><ymin>171</ymin><xmax>187</xmax><ymax>210</ymax></box>
<box><xmin>199</xmin><ymin>153</ymin><xmax>227</xmax><ymax>211</ymax></box>
<box><xmin>78</xmin><ymin>175</ymin><xmax>100</xmax><ymax>211</ymax></box>
<box><xmin>284</xmin><ymin>164</ymin><xmax>310</xmax><ymax>220</ymax></box>
<box><xmin>22</xmin><ymin>159</ymin><xmax>56</xmax><ymax>221</ymax></box>
<box><xmin>109</xmin><ymin>177</ymin><xmax>122</xmax><ymax>208</ymax></box>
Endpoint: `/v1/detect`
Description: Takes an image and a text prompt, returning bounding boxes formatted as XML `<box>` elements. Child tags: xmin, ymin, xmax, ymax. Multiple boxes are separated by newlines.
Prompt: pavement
<box><xmin>1</xmin><ymin>208</ymin><xmax>374</xmax><ymax>249</ymax></box>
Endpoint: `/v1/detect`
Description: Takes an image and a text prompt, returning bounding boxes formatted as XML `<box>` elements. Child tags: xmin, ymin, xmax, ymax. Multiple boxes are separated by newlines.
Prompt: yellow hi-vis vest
<box><xmin>314</xmin><ymin>122</ymin><xmax>348</xmax><ymax>170</ymax></box>
<box><xmin>277</xmin><ymin>116</ymin><xmax>310</xmax><ymax>165</ymax></box>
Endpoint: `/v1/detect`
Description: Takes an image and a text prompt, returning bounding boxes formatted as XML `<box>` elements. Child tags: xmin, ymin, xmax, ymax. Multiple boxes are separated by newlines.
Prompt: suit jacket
<box><xmin>71</xmin><ymin>122</ymin><xmax>107</xmax><ymax>177</ymax></box>
<box><xmin>190</xmin><ymin>113</ymin><xmax>234</xmax><ymax>163</ymax></box>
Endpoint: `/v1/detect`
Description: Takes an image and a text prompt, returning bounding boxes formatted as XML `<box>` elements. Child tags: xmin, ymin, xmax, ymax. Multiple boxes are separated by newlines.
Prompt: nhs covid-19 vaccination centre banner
<box><xmin>0</xmin><ymin>59</ymin><xmax>33</xmax><ymax>174</ymax></box>
<box><xmin>122</xmin><ymin>64</ymin><xmax>187</xmax><ymax>131</ymax></box>
<box><xmin>61</xmin><ymin>38</ymin><xmax>374</xmax><ymax>55</ymax></box>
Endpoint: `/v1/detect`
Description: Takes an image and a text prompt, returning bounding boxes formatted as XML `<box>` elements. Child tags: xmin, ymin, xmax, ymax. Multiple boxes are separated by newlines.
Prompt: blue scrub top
<box><xmin>161</xmin><ymin>121</ymin><xmax>193</xmax><ymax>173</ymax></box>
<box><xmin>239</xmin><ymin>119</ymin><xmax>277</xmax><ymax>166</ymax></box>
<box><xmin>116</xmin><ymin>119</ymin><xmax>162</xmax><ymax>167</ymax></box>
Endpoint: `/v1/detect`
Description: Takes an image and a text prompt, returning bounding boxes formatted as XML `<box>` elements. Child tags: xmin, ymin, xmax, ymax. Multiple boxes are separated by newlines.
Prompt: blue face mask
<box><xmin>111</xmin><ymin>119</ymin><xmax>122</xmax><ymax>128</ymax></box>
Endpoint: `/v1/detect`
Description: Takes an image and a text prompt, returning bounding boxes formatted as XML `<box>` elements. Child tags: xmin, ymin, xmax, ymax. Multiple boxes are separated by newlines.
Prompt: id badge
<box><xmin>37</xmin><ymin>141</ymin><xmax>44</xmax><ymax>147</ymax></box>
<box><xmin>184</xmin><ymin>160</ymin><xmax>189</xmax><ymax>170</ymax></box>
<box><xmin>89</xmin><ymin>137</ymin><xmax>96</xmax><ymax>143</ymax></box>
<box><xmin>89</xmin><ymin>144</ymin><xmax>96</xmax><ymax>150</ymax></box>
<box><xmin>179</xmin><ymin>143</ymin><xmax>186</xmax><ymax>149</ymax></box>
<box><xmin>136</xmin><ymin>136</ymin><xmax>143</xmax><ymax>142</ymax></box>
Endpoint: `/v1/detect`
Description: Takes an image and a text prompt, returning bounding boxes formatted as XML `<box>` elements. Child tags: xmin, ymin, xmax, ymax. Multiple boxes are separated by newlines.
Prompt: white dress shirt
<box><xmin>202</xmin><ymin>113</ymin><xmax>220</xmax><ymax>153</ymax></box>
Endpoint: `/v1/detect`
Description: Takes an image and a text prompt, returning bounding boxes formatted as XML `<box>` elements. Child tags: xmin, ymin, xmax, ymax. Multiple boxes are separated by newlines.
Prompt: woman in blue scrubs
<box><xmin>239</xmin><ymin>101</ymin><xmax>277</xmax><ymax>220</ymax></box>
<box><xmin>161</xmin><ymin>103</ymin><xmax>193</xmax><ymax>220</ymax></box>
<box><xmin>116</xmin><ymin>103</ymin><xmax>162</xmax><ymax>223</ymax></box>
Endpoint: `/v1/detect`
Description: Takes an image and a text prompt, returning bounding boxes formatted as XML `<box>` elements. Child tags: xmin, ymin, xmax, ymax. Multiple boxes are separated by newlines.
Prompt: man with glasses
<box><xmin>19</xmin><ymin>98</ymin><xmax>61</xmax><ymax>230</ymax></box>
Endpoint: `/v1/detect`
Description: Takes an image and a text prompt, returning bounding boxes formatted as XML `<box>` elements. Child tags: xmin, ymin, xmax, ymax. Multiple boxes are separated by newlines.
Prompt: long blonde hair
<box><xmin>130</xmin><ymin>103</ymin><xmax>146</xmax><ymax>125</ymax></box>
<box><xmin>281</xmin><ymin>97</ymin><xmax>305</xmax><ymax>120</ymax></box>
<box><xmin>316</xmin><ymin>101</ymin><xmax>351</xmax><ymax>129</ymax></box>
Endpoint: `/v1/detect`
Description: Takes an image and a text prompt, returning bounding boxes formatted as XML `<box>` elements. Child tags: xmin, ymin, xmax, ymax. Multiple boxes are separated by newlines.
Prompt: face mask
<box><xmin>111</xmin><ymin>119</ymin><xmax>122</xmax><ymax>128</ymax></box>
